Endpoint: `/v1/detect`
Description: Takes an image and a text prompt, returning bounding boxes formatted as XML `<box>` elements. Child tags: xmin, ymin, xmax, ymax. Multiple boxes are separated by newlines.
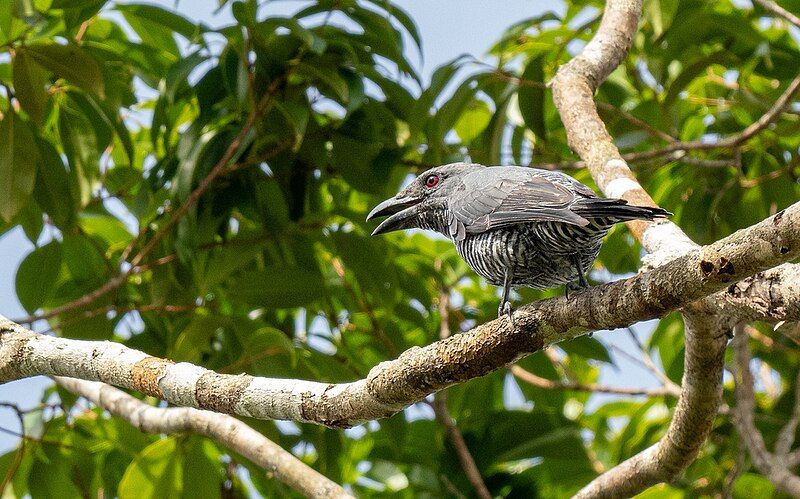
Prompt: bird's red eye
<box><xmin>425</xmin><ymin>174</ymin><xmax>440</xmax><ymax>188</ymax></box>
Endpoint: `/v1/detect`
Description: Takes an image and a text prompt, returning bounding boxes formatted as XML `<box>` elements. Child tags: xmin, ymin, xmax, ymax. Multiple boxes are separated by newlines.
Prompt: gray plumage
<box><xmin>367</xmin><ymin>163</ymin><xmax>670</xmax><ymax>318</ymax></box>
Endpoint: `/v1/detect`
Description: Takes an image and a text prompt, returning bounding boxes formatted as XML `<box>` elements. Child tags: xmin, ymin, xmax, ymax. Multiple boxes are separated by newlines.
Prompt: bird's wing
<box><xmin>447</xmin><ymin>168</ymin><xmax>591</xmax><ymax>240</ymax></box>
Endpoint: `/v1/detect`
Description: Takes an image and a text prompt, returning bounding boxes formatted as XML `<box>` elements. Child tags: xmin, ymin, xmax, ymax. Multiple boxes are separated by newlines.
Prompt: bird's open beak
<box><xmin>366</xmin><ymin>196</ymin><xmax>424</xmax><ymax>235</ymax></box>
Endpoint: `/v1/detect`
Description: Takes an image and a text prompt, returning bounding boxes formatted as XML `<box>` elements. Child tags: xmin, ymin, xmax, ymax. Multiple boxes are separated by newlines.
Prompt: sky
<box><xmin>0</xmin><ymin>0</ymin><xmax>665</xmax><ymax>454</ymax></box>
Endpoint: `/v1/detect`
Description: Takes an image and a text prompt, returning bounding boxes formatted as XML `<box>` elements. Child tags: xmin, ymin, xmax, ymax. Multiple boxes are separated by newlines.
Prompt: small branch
<box><xmin>775</xmin><ymin>369</ymin><xmax>800</xmax><ymax>457</ymax></box>
<box><xmin>753</xmin><ymin>0</ymin><xmax>800</xmax><ymax>28</ymax></box>
<box><xmin>431</xmin><ymin>292</ymin><xmax>492</xmax><ymax>499</ymax></box>
<box><xmin>509</xmin><ymin>365</ymin><xmax>678</xmax><ymax>397</ymax></box>
<box><xmin>55</xmin><ymin>377</ymin><xmax>352</xmax><ymax>499</ymax></box>
<box><xmin>732</xmin><ymin>328</ymin><xmax>800</xmax><ymax>497</ymax></box>
<box><xmin>626</xmin><ymin>326</ymin><xmax>682</xmax><ymax>392</ymax></box>
<box><xmin>621</xmin><ymin>73</ymin><xmax>800</xmax><ymax>164</ymax></box>
<box><xmin>431</xmin><ymin>396</ymin><xmax>492</xmax><ymax>499</ymax></box>
<box><xmin>130</xmin><ymin>79</ymin><xmax>283</xmax><ymax>268</ymax></box>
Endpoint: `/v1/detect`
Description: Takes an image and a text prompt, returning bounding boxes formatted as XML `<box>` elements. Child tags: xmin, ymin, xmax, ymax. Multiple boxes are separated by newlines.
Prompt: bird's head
<box><xmin>367</xmin><ymin>162</ymin><xmax>480</xmax><ymax>235</ymax></box>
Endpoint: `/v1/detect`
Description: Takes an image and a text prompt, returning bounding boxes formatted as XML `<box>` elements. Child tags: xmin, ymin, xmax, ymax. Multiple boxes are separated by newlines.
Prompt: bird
<box><xmin>366</xmin><ymin>163</ymin><xmax>670</xmax><ymax>320</ymax></box>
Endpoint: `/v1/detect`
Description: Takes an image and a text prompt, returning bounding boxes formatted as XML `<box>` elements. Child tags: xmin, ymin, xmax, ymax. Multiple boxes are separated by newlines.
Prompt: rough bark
<box><xmin>55</xmin><ymin>377</ymin><xmax>352</xmax><ymax>499</ymax></box>
<box><xmin>546</xmin><ymin>0</ymin><xmax>799</xmax><ymax>495</ymax></box>
<box><xmin>573</xmin><ymin>313</ymin><xmax>730</xmax><ymax>498</ymax></box>
<box><xmin>1</xmin><ymin>201</ymin><xmax>798</xmax><ymax>429</ymax></box>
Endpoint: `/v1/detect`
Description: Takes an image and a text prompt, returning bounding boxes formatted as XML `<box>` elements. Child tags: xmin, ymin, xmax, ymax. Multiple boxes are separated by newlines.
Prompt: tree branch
<box><xmin>753</xmin><ymin>0</ymin><xmax>800</xmax><ymax>29</ymax></box>
<box><xmin>724</xmin><ymin>264</ymin><xmax>800</xmax><ymax>323</ymax></box>
<box><xmin>548</xmin><ymin>0</ymin><xmax>763</xmax><ymax>496</ymax></box>
<box><xmin>55</xmin><ymin>377</ymin><xmax>352</xmax><ymax>498</ymax></box>
<box><xmin>509</xmin><ymin>365</ymin><xmax>679</xmax><ymax>398</ymax></box>
<box><xmin>775</xmin><ymin>369</ymin><xmax>800</xmax><ymax>457</ymax></box>
<box><xmin>0</xmin><ymin>202</ymin><xmax>797</xmax><ymax>428</ymax></box>
<box><xmin>432</xmin><ymin>292</ymin><xmax>492</xmax><ymax>499</ymax></box>
<box><xmin>621</xmin><ymin>73</ymin><xmax>800</xmax><ymax>164</ymax></box>
<box><xmin>732</xmin><ymin>328</ymin><xmax>800</xmax><ymax>497</ymax></box>
<box><xmin>575</xmin><ymin>312</ymin><xmax>729</xmax><ymax>498</ymax></box>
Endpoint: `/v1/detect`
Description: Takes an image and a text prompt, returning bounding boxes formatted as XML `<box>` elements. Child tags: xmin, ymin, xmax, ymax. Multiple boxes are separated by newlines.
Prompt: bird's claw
<box><xmin>565</xmin><ymin>281</ymin><xmax>582</xmax><ymax>299</ymax></box>
<box><xmin>498</xmin><ymin>300</ymin><xmax>514</xmax><ymax>325</ymax></box>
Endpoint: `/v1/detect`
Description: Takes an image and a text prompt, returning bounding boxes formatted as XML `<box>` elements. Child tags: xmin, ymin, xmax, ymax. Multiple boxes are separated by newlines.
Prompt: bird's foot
<box><xmin>498</xmin><ymin>300</ymin><xmax>514</xmax><ymax>325</ymax></box>
<box><xmin>565</xmin><ymin>281</ymin><xmax>583</xmax><ymax>299</ymax></box>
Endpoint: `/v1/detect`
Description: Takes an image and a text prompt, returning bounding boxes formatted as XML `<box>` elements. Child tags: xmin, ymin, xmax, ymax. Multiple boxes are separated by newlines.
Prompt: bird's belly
<box><xmin>455</xmin><ymin>223</ymin><xmax>606</xmax><ymax>289</ymax></box>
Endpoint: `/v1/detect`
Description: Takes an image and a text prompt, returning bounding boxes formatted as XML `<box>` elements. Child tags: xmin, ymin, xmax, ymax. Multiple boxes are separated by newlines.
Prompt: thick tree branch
<box><xmin>575</xmin><ymin>312</ymin><xmax>729</xmax><ymax>498</ymax></box>
<box><xmin>547</xmin><ymin>0</ymin><xmax>775</xmax><ymax>495</ymax></box>
<box><xmin>55</xmin><ymin>377</ymin><xmax>351</xmax><ymax>499</ymax></box>
<box><xmin>732</xmin><ymin>329</ymin><xmax>800</xmax><ymax>497</ymax></box>
<box><xmin>0</xmin><ymin>203</ymin><xmax>797</xmax><ymax>428</ymax></box>
<box><xmin>723</xmin><ymin>264</ymin><xmax>800</xmax><ymax>323</ymax></box>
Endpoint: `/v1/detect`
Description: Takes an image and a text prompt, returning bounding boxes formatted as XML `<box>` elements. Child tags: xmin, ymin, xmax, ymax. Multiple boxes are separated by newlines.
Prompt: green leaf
<box><xmin>27</xmin><ymin>42</ymin><xmax>105</xmax><ymax>98</ymax></box>
<box><xmin>732</xmin><ymin>473</ymin><xmax>776</xmax><ymax>499</ymax></box>
<box><xmin>0</xmin><ymin>110</ymin><xmax>38</xmax><ymax>222</ymax></box>
<box><xmin>59</xmin><ymin>95</ymin><xmax>103</xmax><ymax>206</ymax></box>
<box><xmin>32</xmin><ymin>137</ymin><xmax>76</xmax><ymax>229</ymax></box>
<box><xmin>27</xmin><ymin>450</ymin><xmax>85</xmax><ymax>499</ymax></box>
<box><xmin>118</xmin><ymin>438</ymin><xmax>183</xmax><ymax>499</ymax></box>
<box><xmin>116</xmin><ymin>3</ymin><xmax>205</xmax><ymax>43</ymax></box>
<box><xmin>12</xmin><ymin>48</ymin><xmax>49</xmax><ymax>125</ymax></box>
<box><xmin>228</xmin><ymin>267</ymin><xmax>326</xmax><ymax>308</ymax></box>
<box><xmin>295</xmin><ymin>60</ymin><xmax>350</xmax><ymax>104</ymax></box>
<box><xmin>78</xmin><ymin>212</ymin><xmax>133</xmax><ymax>251</ymax></box>
<box><xmin>454</xmin><ymin>99</ymin><xmax>492</xmax><ymax>143</ymax></box>
<box><xmin>559</xmin><ymin>336</ymin><xmax>613</xmax><ymax>364</ymax></box>
<box><xmin>62</xmin><ymin>235</ymin><xmax>107</xmax><ymax>282</ymax></box>
<box><xmin>51</xmin><ymin>0</ymin><xmax>104</xmax><ymax>8</ymax></box>
<box><xmin>16</xmin><ymin>241</ymin><xmax>62</xmax><ymax>313</ymax></box>
<box><xmin>182</xmin><ymin>438</ymin><xmax>223</xmax><ymax>499</ymax></box>
<box><xmin>518</xmin><ymin>56</ymin><xmax>547</xmax><ymax>141</ymax></box>
<box><xmin>198</xmin><ymin>244</ymin><xmax>265</xmax><ymax>293</ymax></box>
<box><xmin>245</xmin><ymin>327</ymin><xmax>297</xmax><ymax>369</ymax></box>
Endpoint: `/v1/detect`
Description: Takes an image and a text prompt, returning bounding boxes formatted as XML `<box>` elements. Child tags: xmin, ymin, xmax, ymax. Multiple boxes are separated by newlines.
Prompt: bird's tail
<box><xmin>573</xmin><ymin>198</ymin><xmax>671</xmax><ymax>222</ymax></box>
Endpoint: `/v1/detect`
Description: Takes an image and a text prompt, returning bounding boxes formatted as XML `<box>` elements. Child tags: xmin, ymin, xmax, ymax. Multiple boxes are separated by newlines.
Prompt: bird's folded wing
<box><xmin>448</xmin><ymin>169</ymin><xmax>590</xmax><ymax>240</ymax></box>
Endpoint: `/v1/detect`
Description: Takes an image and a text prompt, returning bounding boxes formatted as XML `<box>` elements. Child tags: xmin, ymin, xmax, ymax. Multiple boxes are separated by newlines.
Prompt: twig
<box><xmin>432</xmin><ymin>291</ymin><xmax>492</xmax><ymax>499</ymax></box>
<box><xmin>130</xmin><ymin>79</ymin><xmax>283</xmax><ymax>268</ymax></box>
<box><xmin>626</xmin><ymin>327</ymin><xmax>683</xmax><ymax>394</ymax></box>
<box><xmin>509</xmin><ymin>365</ymin><xmax>677</xmax><ymax>397</ymax></box>
<box><xmin>753</xmin><ymin>0</ymin><xmax>800</xmax><ymax>28</ymax></box>
<box><xmin>775</xmin><ymin>369</ymin><xmax>800</xmax><ymax>457</ymax></box>
<box><xmin>623</xmin><ymin>73</ymin><xmax>800</xmax><ymax>163</ymax></box>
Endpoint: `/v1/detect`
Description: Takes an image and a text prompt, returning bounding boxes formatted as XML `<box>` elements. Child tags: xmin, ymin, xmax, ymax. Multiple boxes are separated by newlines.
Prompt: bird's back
<box><xmin>450</xmin><ymin>166</ymin><xmax>668</xmax><ymax>289</ymax></box>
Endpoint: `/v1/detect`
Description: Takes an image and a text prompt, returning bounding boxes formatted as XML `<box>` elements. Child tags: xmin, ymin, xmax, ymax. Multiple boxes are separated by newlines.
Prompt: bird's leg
<box><xmin>570</xmin><ymin>254</ymin><xmax>589</xmax><ymax>288</ymax></box>
<box><xmin>499</xmin><ymin>268</ymin><xmax>514</xmax><ymax>323</ymax></box>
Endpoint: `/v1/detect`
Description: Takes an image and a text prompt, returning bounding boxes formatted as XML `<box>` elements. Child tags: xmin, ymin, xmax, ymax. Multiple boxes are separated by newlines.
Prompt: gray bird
<box><xmin>366</xmin><ymin>163</ymin><xmax>670</xmax><ymax>319</ymax></box>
